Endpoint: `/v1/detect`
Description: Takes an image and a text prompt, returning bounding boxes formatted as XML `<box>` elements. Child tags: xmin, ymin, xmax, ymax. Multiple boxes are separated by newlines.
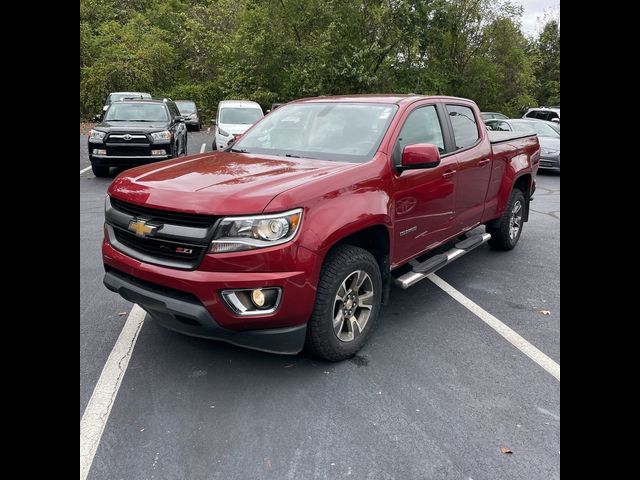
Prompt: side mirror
<box><xmin>102</xmin><ymin>105</ymin><xmax>108</xmax><ymax>112</ymax></box>
<box><xmin>400</xmin><ymin>144</ymin><xmax>441</xmax><ymax>170</ymax></box>
<box><xmin>551</xmin><ymin>118</ymin><xmax>559</xmax><ymax>123</ymax></box>
<box><xmin>174</xmin><ymin>115</ymin><xmax>184</xmax><ymax>123</ymax></box>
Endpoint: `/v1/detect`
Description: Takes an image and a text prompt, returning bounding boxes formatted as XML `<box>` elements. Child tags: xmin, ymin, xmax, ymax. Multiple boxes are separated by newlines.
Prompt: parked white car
<box><xmin>213</xmin><ymin>100</ymin><xmax>264</xmax><ymax>150</ymax></box>
<box><xmin>522</xmin><ymin>106</ymin><xmax>560</xmax><ymax>123</ymax></box>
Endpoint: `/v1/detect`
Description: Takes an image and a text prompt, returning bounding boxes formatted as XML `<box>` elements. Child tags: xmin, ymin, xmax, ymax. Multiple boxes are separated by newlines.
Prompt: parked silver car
<box><xmin>175</xmin><ymin>100</ymin><xmax>202</xmax><ymax>131</ymax></box>
<box><xmin>485</xmin><ymin>118</ymin><xmax>560</xmax><ymax>172</ymax></box>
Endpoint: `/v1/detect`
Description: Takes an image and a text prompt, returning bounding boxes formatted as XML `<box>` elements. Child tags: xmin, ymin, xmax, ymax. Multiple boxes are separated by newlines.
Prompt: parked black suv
<box><xmin>88</xmin><ymin>99</ymin><xmax>188</xmax><ymax>177</ymax></box>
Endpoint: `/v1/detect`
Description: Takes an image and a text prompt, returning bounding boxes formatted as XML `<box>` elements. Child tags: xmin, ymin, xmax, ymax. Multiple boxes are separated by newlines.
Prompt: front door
<box><xmin>390</xmin><ymin>103</ymin><xmax>459</xmax><ymax>266</ymax></box>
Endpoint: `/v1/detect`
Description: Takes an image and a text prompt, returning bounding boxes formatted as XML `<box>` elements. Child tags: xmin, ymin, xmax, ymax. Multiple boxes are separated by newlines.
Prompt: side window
<box><xmin>446</xmin><ymin>104</ymin><xmax>480</xmax><ymax>149</ymax></box>
<box><xmin>168</xmin><ymin>103</ymin><xmax>179</xmax><ymax>118</ymax></box>
<box><xmin>397</xmin><ymin>105</ymin><xmax>445</xmax><ymax>153</ymax></box>
<box><xmin>547</xmin><ymin>112</ymin><xmax>559</xmax><ymax>121</ymax></box>
<box><xmin>497</xmin><ymin>121</ymin><xmax>511</xmax><ymax>131</ymax></box>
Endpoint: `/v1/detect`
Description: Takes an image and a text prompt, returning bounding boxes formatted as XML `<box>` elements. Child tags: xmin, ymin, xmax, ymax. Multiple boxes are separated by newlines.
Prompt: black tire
<box><xmin>305</xmin><ymin>245</ymin><xmax>382</xmax><ymax>361</ymax></box>
<box><xmin>194</xmin><ymin>123</ymin><xmax>201</xmax><ymax>132</ymax></box>
<box><xmin>181</xmin><ymin>138</ymin><xmax>188</xmax><ymax>156</ymax></box>
<box><xmin>487</xmin><ymin>188</ymin><xmax>526</xmax><ymax>251</ymax></box>
<box><xmin>91</xmin><ymin>163</ymin><xmax>109</xmax><ymax>177</ymax></box>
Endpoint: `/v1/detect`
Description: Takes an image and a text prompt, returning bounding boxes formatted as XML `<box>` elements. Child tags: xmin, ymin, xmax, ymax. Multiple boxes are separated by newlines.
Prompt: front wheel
<box><xmin>305</xmin><ymin>245</ymin><xmax>382</xmax><ymax>361</ymax></box>
<box><xmin>91</xmin><ymin>163</ymin><xmax>109</xmax><ymax>177</ymax></box>
<box><xmin>487</xmin><ymin>188</ymin><xmax>526</xmax><ymax>250</ymax></box>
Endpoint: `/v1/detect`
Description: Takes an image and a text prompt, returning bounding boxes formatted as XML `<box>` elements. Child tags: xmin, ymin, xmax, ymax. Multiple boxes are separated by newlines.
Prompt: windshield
<box><xmin>175</xmin><ymin>101</ymin><xmax>196</xmax><ymax>114</ymax></box>
<box><xmin>233</xmin><ymin>102</ymin><xmax>398</xmax><ymax>163</ymax></box>
<box><xmin>512</xmin><ymin>121</ymin><xmax>559</xmax><ymax>138</ymax></box>
<box><xmin>104</xmin><ymin>103</ymin><xmax>169</xmax><ymax>122</ymax></box>
<box><xmin>219</xmin><ymin>108</ymin><xmax>263</xmax><ymax>124</ymax></box>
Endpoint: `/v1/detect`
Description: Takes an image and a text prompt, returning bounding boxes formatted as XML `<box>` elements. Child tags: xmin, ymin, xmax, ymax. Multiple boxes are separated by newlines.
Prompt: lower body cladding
<box><xmin>102</xmin><ymin>241</ymin><xmax>317</xmax><ymax>354</ymax></box>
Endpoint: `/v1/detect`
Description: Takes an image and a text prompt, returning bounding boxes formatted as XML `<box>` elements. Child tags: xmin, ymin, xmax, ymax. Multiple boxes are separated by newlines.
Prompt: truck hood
<box><xmin>108</xmin><ymin>151</ymin><xmax>356</xmax><ymax>215</ymax></box>
<box><xmin>218</xmin><ymin>123</ymin><xmax>254</xmax><ymax>135</ymax></box>
<box><xmin>95</xmin><ymin>121</ymin><xmax>169</xmax><ymax>131</ymax></box>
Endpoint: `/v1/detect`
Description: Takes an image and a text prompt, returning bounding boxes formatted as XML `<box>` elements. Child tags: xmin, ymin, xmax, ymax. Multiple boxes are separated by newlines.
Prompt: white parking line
<box><xmin>200</xmin><ymin>143</ymin><xmax>206</xmax><ymax>153</ymax></box>
<box><xmin>428</xmin><ymin>274</ymin><xmax>560</xmax><ymax>381</ymax></box>
<box><xmin>80</xmin><ymin>305</ymin><xmax>146</xmax><ymax>480</ymax></box>
<box><xmin>80</xmin><ymin>166</ymin><xmax>91</xmax><ymax>175</ymax></box>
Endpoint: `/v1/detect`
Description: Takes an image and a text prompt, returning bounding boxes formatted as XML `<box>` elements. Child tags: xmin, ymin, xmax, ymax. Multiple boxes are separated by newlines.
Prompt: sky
<box><xmin>514</xmin><ymin>0</ymin><xmax>560</xmax><ymax>37</ymax></box>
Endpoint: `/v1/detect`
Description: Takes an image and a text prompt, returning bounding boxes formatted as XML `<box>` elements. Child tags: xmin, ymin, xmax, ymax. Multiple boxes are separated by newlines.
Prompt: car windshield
<box><xmin>175</xmin><ymin>101</ymin><xmax>196</xmax><ymax>114</ymax></box>
<box><xmin>219</xmin><ymin>108</ymin><xmax>263</xmax><ymax>124</ymax></box>
<box><xmin>233</xmin><ymin>102</ymin><xmax>398</xmax><ymax>163</ymax></box>
<box><xmin>512</xmin><ymin>121</ymin><xmax>559</xmax><ymax>138</ymax></box>
<box><xmin>104</xmin><ymin>103</ymin><xmax>168</xmax><ymax>122</ymax></box>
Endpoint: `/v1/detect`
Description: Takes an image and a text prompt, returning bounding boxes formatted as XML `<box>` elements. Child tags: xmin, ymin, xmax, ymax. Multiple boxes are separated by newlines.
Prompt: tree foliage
<box><xmin>80</xmin><ymin>0</ymin><xmax>560</xmax><ymax>120</ymax></box>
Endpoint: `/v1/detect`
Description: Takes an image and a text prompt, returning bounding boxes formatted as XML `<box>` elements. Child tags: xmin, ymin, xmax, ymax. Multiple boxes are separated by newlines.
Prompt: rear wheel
<box><xmin>487</xmin><ymin>188</ymin><xmax>526</xmax><ymax>250</ymax></box>
<box><xmin>305</xmin><ymin>245</ymin><xmax>382</xmax><ymax>361</ymax></box>
<box><xmin>91</xmin><ymin>163</ymin><xmax>109</xmax><ymax>177</ymax></box>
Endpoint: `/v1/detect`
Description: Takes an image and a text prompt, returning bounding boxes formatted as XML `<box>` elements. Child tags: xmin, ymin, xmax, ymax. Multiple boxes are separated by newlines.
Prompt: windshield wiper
<box><xmin>284</xmin><ymin>153</ymin><xmax>301</xmax><ymax>158</ymax></box>
<box><xmin>230</xmin><ymin>148</ymin><xmax>249</xmax><ymax>153</ymax></box>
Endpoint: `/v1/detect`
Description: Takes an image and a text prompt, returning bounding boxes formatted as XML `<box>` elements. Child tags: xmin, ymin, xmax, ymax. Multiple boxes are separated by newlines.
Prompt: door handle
<box><xmin>442</xmin><ymin>170</ymin><xmax>456</xmax><ymax>180</ymax></box>
<box><xmin>478</xmin><ymin>159</ymin><xmax>491</xmax><ymax>166</ymax></box>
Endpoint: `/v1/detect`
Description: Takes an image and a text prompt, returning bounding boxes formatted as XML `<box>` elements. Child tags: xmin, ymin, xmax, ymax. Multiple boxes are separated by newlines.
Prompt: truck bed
<box><xmin>487</xmin><ymin>131</ymin><xmax>537</xmax><ymax>144</ymax></box>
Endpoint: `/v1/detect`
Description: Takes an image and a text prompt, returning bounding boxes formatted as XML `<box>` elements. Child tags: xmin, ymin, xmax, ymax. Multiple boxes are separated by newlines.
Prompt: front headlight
<box><xmin>218</xmin><ymin>127</ymin><xmax>230</xmax><ymax>137</ymax></box>
<box><xmin>209</xmin><ymin>209</ymin><xmax>303</xmax><ymax>253</ymax></box>
<box><xmin>89</xmin><ymin>129</ymin><xmax>106</xmax><ymax>141</ymax></box>
<box><xmin>150</xmin><ymin>130</ymin><xmax>172</xmax><ymax>141</ymax></box>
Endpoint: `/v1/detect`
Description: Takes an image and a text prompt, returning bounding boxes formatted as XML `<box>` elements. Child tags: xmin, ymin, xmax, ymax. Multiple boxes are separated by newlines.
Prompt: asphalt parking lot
<box><xmin>80</xmin><ymin>130</ymin><xmax>559</xmax><ymax>480</ymax></box>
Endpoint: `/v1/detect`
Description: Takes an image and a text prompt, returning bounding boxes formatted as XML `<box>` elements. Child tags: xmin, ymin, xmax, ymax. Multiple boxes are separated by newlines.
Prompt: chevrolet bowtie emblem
<box><xmin>128</xmin><ymin>218</ymin><xmax>159</xmax><ymax>238</ymax></box>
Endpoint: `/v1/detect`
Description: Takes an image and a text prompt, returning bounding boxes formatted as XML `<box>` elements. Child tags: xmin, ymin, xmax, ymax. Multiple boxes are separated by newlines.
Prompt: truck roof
<box><xmin>293</xmin><ymin>94</ymin><xmax>474</xmax><ymax>105</ymax></box>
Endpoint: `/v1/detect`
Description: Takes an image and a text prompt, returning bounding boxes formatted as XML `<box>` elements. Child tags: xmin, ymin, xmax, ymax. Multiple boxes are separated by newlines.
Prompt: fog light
<box><xmin>151</xmin><ymin>149</ymin><xmax>166</xmax><ymax>155</ymax></box>
<box><xmin>221</xmin><ymin>288</ymin><xmax>282</xmax><ymax>316</ymax></box>
<box><xmin>94</xmin><ymin>149</ymin><xmax>106</xmax><ymax>155</ymax></box>
<box><xmin>251</xmin><ymin>289</ymin><xmax>265</xmax><ymax>307</ymax></box>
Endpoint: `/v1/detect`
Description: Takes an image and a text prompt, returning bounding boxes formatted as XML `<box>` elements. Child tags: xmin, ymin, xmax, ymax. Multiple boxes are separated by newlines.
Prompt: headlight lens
<box><xmin>209</xmin><ymin>209</ymin><xmax>303</xmax><ymax>253</ymax></box>
<box><xmin>218</xmin><ymin>127</ymin><xmax>230</xmax><ymax>137</ymax></box>
<box><xmin>89</xmin><ymin>129</ymin><xmax>106</xmax><ymax>141</ymax></box>
<box><xmin>150</xmin><ymin>130</ymin><xmax>172</xmax><ymax>141</ymax></box>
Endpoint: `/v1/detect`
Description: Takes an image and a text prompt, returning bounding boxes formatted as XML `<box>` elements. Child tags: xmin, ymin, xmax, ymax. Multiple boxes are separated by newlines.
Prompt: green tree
<box><xmin>534</xmin><ymin>19</ymin><xmax>560</xmax><ymax>105</ymax></box>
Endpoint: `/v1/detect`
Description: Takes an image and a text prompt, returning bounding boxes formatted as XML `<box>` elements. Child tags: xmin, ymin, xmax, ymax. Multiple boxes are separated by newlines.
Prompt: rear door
<box><xmin>389</xmin><ymin>102</ymin><xmax>459</xmax><ymax>264</ymax></box>
<box><xmin>443</xmin><ymin>103</ymin><xmax>493</xmax><ymax>231</ymax></box>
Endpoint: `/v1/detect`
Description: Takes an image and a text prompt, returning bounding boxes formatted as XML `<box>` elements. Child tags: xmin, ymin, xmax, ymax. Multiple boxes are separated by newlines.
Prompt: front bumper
<box><xmin>104</xmin><ymin>269</ymin><xmax>306</xmax><ymax>354</ymax></box>
<box><xmin>89</xmin><ymin>139</ymin><xmax>171</xmax><ymax>165</ymax></box>
<box><xmin>215</xmin><ymin>132</ymin><xmax>233</xmax><ymax>150</ymax></box>
<box><xmin>102</xmin><ymin>232</ymin><xmax>319</xmax><ymax>354</ymax></box>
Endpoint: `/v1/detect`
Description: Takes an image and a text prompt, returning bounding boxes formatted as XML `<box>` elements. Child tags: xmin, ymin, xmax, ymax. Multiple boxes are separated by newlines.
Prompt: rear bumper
<box><xmin>103</xmin><ymin>269</ymin><xmax>307</xmax><ymax>354</ymax></box>
<box><xmin>539</xmin><ymin>155</ymin><xmax>560</xmax><ymax>171</ymax></box>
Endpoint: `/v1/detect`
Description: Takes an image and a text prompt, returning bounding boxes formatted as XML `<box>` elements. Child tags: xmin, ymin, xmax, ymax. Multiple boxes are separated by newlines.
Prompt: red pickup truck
<box><xmin>103</xmin><ymin>95</ymin><xmax>539</xmax><ymax>361</ymax></box>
